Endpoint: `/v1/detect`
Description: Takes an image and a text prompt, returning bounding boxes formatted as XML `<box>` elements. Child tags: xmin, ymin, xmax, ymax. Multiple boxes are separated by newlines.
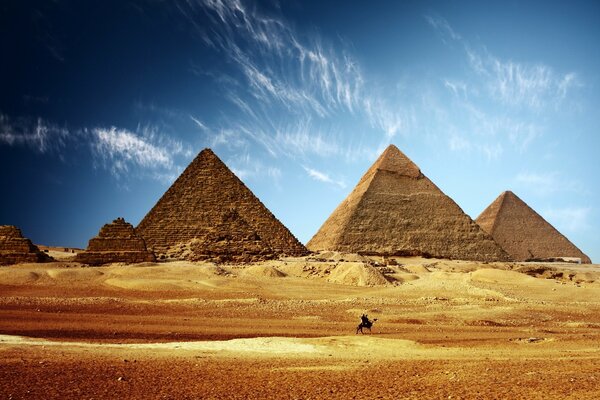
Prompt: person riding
<box><xmin>360</xmin><ymin>314</ymin><xmax>371</xmax><ymax>326</ymax></box>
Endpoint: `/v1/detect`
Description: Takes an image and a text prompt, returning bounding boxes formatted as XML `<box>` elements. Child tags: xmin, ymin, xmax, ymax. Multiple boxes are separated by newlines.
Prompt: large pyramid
<box><xmin>136</xmin><ymin>148</ymin><xmax>307</xmax><ymax>260</ymax></box>
<box><xmin>476</xmin><ymin>191</ymin><xmax>591</xmax><ymax>263</ymax></box>
<box><xmin>307</xmin><ymin>145</ymin><xmax>510</xmax><ymax>261</ymax></box>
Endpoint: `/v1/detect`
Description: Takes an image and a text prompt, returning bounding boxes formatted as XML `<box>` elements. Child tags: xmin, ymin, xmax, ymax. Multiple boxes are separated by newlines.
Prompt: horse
<box><xmin>356</xmin><ymin>318</ymin><xmax>378</xmax><ymax>334</ymax></box>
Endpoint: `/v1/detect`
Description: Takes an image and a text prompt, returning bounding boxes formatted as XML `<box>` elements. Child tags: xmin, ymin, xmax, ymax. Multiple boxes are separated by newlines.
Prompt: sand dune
<box><xmin>1</xmin><ymin>256</ymin><xmax>600</xmax><ymax>399</ymax></box>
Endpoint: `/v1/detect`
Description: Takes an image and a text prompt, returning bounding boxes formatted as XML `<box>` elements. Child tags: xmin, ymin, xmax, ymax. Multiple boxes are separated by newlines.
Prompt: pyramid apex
<box><xmin>371</xmin><ymin>144</ymin><xmax>421</xmax><ymax>178</ymax></box>
<box><xmin>199</xmin><ymin>147</ymin><xmax>217</xmax><ymax>156</ymax></box>
<box><xmin>500</xmin><ymin>191</ymin><xmax>527</xmax><ymax>205</ymax></box>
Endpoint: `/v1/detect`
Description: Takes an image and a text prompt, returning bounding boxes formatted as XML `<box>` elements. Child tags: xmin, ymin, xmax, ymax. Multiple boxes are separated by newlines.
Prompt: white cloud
<box><xmin>91</xmin><ymin>127</ymin><xmax>173</xmax><ymax>176</ymax></box>
<box><xmin>229</xmin><ymin>153</ymin><xmax>281</xmax><ymax>181</ymax></box>
<box><xmin>303</xmin><ymin>166</ymin><xmax>346</xmax><ymax>189</ymax></box>
<box><xmin>90</xmin><ymin>126</ymin><xmax>193</xmax><ymax>181</ymax></box>
<box><xmin>443</xmin><ymin>80</ymin><xmax>468</xmax><ymax>99</ymax></box>
<box><xmin>543</xmin><ymin>206</ymin><xmax>592</xmax><ymax>233</ymax></box>
<box><xmin>448</xmin><ymin>135</ymin><xmax>471</xmax><ymax>152</ymax></box>
<box><xmin>465</xmin><ymin>46</ymin><xmax>579</xmax><ymax>110</ymax></box>
<box><xmin>479</xmin><ymin>142</ymin><xmax>503</xmax><ymax>161</ymax></box>
<box><xmin>424</xmin><ymin>15</ymin><xmax>461</xmax><ymax>42</ymax></box>
<box><xmin>210</xmin><ymin>128</ymin><xmax>249</xmax><ymax>150</ymax></box>
<box><xmin>190</xmin><ymin>115</ymin><xmax>209</xmax><ymax>131</ymax></box>
<box><xmin>175</xmin><ymin>0</ymin><xmax>408</xmax><ymax>161</ymax></box>
<box><xmin>424</xmin><ymin>15</ymin><xmax>580</xmax><ymax>163</ymax></box>
<box><xmin>0</xmin><ymin>112</ymin><xmax>192</xmax><ymax>183</ymax></box>
<box><xmin>274</xmin><ymin>118</ymin><xmax>343</xmax><ymax>158</ymax></box>
<box><xmin>0</xmin><ymin>114</ymin><xmax>69</xmax><ymax>154</ymax></box>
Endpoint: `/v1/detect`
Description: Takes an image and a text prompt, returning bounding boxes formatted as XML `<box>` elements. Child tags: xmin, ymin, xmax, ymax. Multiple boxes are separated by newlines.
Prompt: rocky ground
<box><xmin>1</xmin><ymin>253</ymin><xmax>600</xmax><ymax>399</ymax></box>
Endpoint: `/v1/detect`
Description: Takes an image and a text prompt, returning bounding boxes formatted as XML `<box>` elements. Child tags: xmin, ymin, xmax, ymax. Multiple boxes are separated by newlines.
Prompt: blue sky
<box><xmin>1</xmin><ymin>0</ymin><xmax>598</xmax><ymax>262</ymax></box>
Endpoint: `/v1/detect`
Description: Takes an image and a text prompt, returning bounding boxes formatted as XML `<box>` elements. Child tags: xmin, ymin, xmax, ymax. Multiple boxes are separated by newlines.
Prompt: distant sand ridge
<box><xmin>74</xmin><ymin>218</ymin><xmax>156</xmax><ymax>266</ymax></box>
<box><xmin>308</xmin><ymin>145</ymin><xmax>510</xmax><ymax>262</ymax></box>
<box><xmin>477</xmin><ymin>191</ymin><xmax>591</xmax><ymax>263</ymax></box>
<box><xmin>0</xmin><ymin>225</ymin><xmax>53</xmax><ymax>265</ymax></box>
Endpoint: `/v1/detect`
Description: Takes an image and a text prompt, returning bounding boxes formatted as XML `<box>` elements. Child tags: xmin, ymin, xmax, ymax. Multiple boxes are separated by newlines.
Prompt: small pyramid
<box><xmin>75</xmin><ymin>217</ymin><xmax>156</xmax><ymax>266</ymax></box>
<box><xmin>307</xmin><ymin>145</ymin><xmax>510</xmax><ymax>261</ymax></box>
<box><xmin>137</xmin><ymin>148</ymin><xmax>307</xmax><ymax>260</ymax></box>
<box><xmin>0</xmin><ymin>225</ymin><xmax>53</xmax><ymax>265</ymax></box>
<box><xmin>476</xmin><ymin>191</ymin><xmax>591</xmax><ymax>263</ymax></box>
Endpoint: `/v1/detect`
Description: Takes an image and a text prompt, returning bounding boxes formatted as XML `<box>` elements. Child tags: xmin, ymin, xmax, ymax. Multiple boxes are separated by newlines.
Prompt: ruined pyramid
<box><xmin>307</xmin><ymin>145</ymin><xmax>510</xmax><ymax>261</ymax></box>
<box><xmin>187</xmin><ymin>209</ymin><xmax>276</xmax><ymax>263</ymax></box>
<box><xmin>75</xmin><ymin>217</ymin><xmax>156</xmax><ymax>266</ymax></box>
<box><xmin>136</xmin><ymin>148</ymin><xmax>307</xmax><ymax>260</ymax></box>
<box><xmin>476</xmin><ymin>191</ymin><xmax>591</xmax><ymax>263</ymax></box>
<box><xmin>0</xmin><ymin>225</ymin><xmax>53</xmax><ymax>265</ymax></box>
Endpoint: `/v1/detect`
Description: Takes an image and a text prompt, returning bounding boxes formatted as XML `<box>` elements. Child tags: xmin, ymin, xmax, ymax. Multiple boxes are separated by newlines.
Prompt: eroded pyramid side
<box><xmin>0</xmin><ymin>225</ymin><xmax>53</xmax><ymax>265</ymax></box>
<box><xmin>187</xmin><ymin>209</ymin><xmax>275</xmax><ymax>263</ymax></box>
<box><xmin>308</xmin><ymin>145</ymin><xmax>510</xmax><ymax>262</ymax></box>
<box><xmin>476</xmin><ymin>191</ymin><xmax>591</xmax><ymax>263</ymax></box>
<box><xmin>137</xmin><ymin>148</ymin><xmax>307</xmax><ymax>259</ymax></box>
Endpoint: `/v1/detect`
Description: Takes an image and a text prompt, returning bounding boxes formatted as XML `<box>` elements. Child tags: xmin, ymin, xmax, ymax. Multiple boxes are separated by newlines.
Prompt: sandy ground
<box><xmin>1</xmin><ymin>254</ymin><xmax>600</xmax><ymax>399</ymax></box>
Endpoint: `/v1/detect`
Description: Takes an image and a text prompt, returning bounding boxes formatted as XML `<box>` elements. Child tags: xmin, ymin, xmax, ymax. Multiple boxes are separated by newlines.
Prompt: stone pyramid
<box><xmin>476</xmin><ymin>191</ymin><xmax>591</xmax><ymax>263</ymax></box>
<box><xmin>188</xmin><ymin>209</ymin><xmax>275</xmax><ymax>263</ymax></box>
<box><xmin>0</xmin><ymin>225</ymin><xmax>53</xmax><ymax>265</ymax></box>
<box><xmin>136</xmin><ymin>148</ymin><xmax>307</xmax><ymax>260</ymax></box>
<box><xmin>75</xmin><ymin>218</ymin><xmax>156</xmax><ymax>265</ymax></box>
<box><xmin>307</xmin><ymin>145</ymin><xmax>510</xmax><ymax>261</ymax></box>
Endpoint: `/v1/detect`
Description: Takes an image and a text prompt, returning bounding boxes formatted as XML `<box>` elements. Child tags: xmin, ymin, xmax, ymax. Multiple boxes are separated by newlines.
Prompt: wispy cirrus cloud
<box><xmin>175</xmin><ymin>0</ymin><xmax>407</xmax><ymax>168</ymax></box>
<box><xmin>424</xmin><ymin>14</ymin><xmax>461</xmax><ymax>42</ymax></box>
<box><xmin>443</xmin><ymin>80</ymin><xmax>469</xmax><ymax>99</ymax></box>
<box><xmin>466</xmin><ymin>48</ymin><xmax>581</xmax><ymax>110</ymax></box>
<box><xmin>228</xmin><ymin>152</ymin><xmax>281</xmax><ymax>182</ymax></box>
<box><xmin>0</xmin><ymin>112</ymin><xmax>193</xmax><ymax>183</ymax></box>
<box><xmin>427</xmin><ymin>14</ymin><xmax>580</xmax><ymax>111</ymax></box>
<box><xmin>303</xmin><ymin>166</ymin><xmax>346</xmax><ymax>189</ymax></box>
<box><xmin>90</xmin><ymin>126</ymin><xmax>191</xmax><ymax>180</ymax></box>
<box><xmin>426</xmin><ymin>14</ymin><xmax>580</xmax><ymax>159</ymax></box>
<box><xmin>0</xmin><ymin>113</ymin><xmax>69</xmax><ymax>155</ymax></box>
<box><xmin>190</xmin><ymin>115</ymin><xmax>209</xmax><ymax>131</ymax></box>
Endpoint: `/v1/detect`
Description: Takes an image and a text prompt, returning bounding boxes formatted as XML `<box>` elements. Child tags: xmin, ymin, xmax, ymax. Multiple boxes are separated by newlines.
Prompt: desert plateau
<box><xmin>2</xmin><ymin>252</ymin><xmax>600</xmax><ymax>399</ymax></box>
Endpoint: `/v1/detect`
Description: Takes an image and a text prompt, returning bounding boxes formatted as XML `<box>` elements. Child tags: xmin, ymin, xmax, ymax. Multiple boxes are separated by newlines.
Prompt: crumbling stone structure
<box><xmin>0</xmin><ymin>225</ymin><xmax>53</xmax><ymax>265</ymax></box>
<box><xmin>75</xmin><ymin>218</ymin><xmax>156</xmax><ymax>266</ymax></box>
<box><xmin>188</xmin><ymin>210</ymin><xmax>276</xmax><ymax>263</ymax></box>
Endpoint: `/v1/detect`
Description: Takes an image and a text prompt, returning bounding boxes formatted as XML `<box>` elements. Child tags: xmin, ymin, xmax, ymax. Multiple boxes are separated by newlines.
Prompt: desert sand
<box><xmin>1</xmin><ymin>253</ymin><xmax>600</xmax><ymax>399</ymax></box>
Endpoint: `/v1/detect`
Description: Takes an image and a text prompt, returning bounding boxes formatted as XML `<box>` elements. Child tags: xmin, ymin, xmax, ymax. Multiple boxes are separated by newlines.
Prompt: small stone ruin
<box><xmin>0</xmin><ymin>225</ymin><xmax>53</xmax><ymax>265</ymax></box>
<box><xmin>75</xmin><ymin>218</ymin><xmax>156</xmax><ymax>266</ymax></box>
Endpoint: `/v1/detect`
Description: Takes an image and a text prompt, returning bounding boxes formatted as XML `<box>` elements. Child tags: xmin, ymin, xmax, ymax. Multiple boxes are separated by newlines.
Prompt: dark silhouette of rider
<box><xmin>361</xmin><ymin>314</ymin><xmax>371</xmax><ymax>326</ymax></box>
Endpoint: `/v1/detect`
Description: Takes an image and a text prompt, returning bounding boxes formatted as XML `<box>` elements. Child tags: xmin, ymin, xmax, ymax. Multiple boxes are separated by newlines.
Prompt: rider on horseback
<box><xmin>357</xmin><ymin>313</ymin><xmax>377</xmax><ymax>334</ymax></box>
<box><xmin>361</xmin><ymin>314</ymin><xmax>371</xmax><ymax>326</ymax></box>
